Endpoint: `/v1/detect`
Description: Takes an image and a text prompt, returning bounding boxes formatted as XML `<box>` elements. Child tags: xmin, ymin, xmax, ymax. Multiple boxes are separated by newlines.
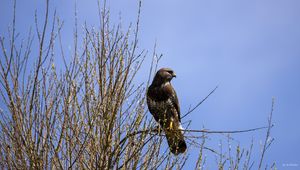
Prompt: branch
<box><xmin>181</xmin><ymin>85</ymin><xmax>218</xmax><ymax>120</ymax></box>
<box><xmin>258</xmin><ymin>98</ymin><xmax>275</xmax><ymax>170</ymax></box>
<box><xmin>119</xmin><ymin>124</ymin><xmax>273</xmax><ymax>146</ymax></box>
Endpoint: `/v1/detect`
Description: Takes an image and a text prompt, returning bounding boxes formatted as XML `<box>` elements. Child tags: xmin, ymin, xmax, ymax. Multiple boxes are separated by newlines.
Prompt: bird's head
<box><xmin>152</xmin><ymin>68</ymin><xmax>176</xmax><ymax>86</ymax></box>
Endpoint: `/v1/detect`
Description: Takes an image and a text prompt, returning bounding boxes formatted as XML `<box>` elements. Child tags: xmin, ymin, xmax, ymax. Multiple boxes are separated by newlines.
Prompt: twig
<box><xmin>258</xmin><ymin>98</ymin><xmax>275</xmax><ymax>170</ymax></box>
<box><xmin>181</xmin><ymin>85</ymin><xmax>218</xmax><ymax>119</ymax></box>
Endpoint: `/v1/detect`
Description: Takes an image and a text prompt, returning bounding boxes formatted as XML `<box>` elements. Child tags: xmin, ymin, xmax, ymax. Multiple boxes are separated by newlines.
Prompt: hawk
<box><xmin>146</xmin><ymin>68</ymin><xmax>187</xmax><ymax>155</ymax></box>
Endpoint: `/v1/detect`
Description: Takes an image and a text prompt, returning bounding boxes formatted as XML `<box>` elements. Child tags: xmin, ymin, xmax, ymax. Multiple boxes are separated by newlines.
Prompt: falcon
<box><xmin>146</xmin><ymin>68</ymin><xmax>187</xmax><ymax>155</ymax></box>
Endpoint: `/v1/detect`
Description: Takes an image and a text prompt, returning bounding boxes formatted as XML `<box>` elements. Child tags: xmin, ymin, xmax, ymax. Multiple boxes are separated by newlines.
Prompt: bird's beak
<box><xmin>172</xmin><ymin>73</ymin><xmax>176</xmax><ymax>78</ymax></box>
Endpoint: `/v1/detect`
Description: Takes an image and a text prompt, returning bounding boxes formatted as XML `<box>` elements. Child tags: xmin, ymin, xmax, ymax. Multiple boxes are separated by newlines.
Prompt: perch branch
<box><xmin>119</xmin><ymin>124</ymin><xmax>273</xmax><ymax>146</ymax></box>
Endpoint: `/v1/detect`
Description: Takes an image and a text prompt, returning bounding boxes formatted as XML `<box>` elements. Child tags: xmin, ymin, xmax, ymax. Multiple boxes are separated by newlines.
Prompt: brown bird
<box><xmin>146</xmin><ymin>68</ymin><xmax>187</xmax><ymax>155</ymax></box>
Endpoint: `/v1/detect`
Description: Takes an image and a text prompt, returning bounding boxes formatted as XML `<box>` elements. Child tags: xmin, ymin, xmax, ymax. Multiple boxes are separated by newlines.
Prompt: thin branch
<box><xmin>119</xmin><ymin>125</ymin><xmax>272</xmax><ymax>147</ymax></box>
<box><xmin>181</xmin><ymin>85</ymin><xmax>218</xmax><ymax>120</ymax></box>
<box><xmin>258</xmin><ymin>98</ymin><xmax>275</xmax><ymax>170</ymax></box>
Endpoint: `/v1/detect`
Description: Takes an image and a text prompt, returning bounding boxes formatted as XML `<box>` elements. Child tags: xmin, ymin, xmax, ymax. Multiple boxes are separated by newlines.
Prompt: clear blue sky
<box><xmin>1</xmin><ymin>0</ymin><xmax>300</xmax><ymax>169</ymax></box>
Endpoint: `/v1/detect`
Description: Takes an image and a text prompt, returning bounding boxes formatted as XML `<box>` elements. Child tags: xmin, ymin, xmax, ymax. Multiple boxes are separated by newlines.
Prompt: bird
<box><xmin>146</xmin><ymin>68</ymin><xmax>187</xmax><ymax>155</ymax></box>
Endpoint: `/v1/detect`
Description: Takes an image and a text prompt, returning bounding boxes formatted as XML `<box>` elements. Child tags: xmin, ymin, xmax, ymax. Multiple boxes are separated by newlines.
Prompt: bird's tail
<box><xmin>165</xmin><ymin>124</ymin><xmax>187</xmax><ymax>155</ymax></box>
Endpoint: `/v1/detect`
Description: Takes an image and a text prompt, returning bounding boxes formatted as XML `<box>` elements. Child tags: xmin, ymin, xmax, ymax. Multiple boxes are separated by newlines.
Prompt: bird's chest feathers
<box><xmin>150</xmin><ymin>82</ymin><xmax>173</xmax><ymax>101</ymax></box>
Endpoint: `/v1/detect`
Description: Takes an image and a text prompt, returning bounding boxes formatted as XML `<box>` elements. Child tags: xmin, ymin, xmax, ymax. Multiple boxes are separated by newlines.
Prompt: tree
<box><xmin>0</xmin><ymin>0</ymin><xmax>275</xmax><ymax>169</ymax></box>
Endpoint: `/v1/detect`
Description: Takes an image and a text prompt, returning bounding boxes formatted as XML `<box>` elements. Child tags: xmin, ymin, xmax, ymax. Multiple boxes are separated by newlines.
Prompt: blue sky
<box><xmin>1</xmin><ymin>0</ymin><xmax>300</xmax><ymax>169</ymax></box>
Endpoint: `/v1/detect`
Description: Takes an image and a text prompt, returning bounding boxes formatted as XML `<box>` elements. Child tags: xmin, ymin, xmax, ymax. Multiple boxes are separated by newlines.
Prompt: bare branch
<box><xmin>181</xmin><ymin>85</ymin><xmax>218</xmax><ymax>120</ymax></box>
<box><xmin>258</xmin><ymin>98</ymin><xmax>275</xmax><ymax>170</ymax></box>
<box><xmin>119</xmin><ymin>124</ymin><xmax>272</xmax><ymax>147</ymax></box>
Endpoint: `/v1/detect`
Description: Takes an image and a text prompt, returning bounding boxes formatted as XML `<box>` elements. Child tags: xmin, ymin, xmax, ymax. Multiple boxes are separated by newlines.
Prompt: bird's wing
<box><xmin>171</xmin><ymin>89</ymin><xmax>181</xmax><ymax>122</ymax></box>
<box><xmin>146</xmin><ymin>87</ymin><xmax>161</xmax><ymax>122</ymax></box>
<box><xmin>164</xmin><ymin>83</ymin><xmax>181</xmax><ymax>122</ymax></box>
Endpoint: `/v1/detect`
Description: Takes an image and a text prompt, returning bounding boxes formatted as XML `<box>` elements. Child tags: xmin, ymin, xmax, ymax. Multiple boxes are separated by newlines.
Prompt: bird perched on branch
<box><xmin>146</xmin><ymin>68</ymin><xmax>187</xmax><ymax>155</ymax></box>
